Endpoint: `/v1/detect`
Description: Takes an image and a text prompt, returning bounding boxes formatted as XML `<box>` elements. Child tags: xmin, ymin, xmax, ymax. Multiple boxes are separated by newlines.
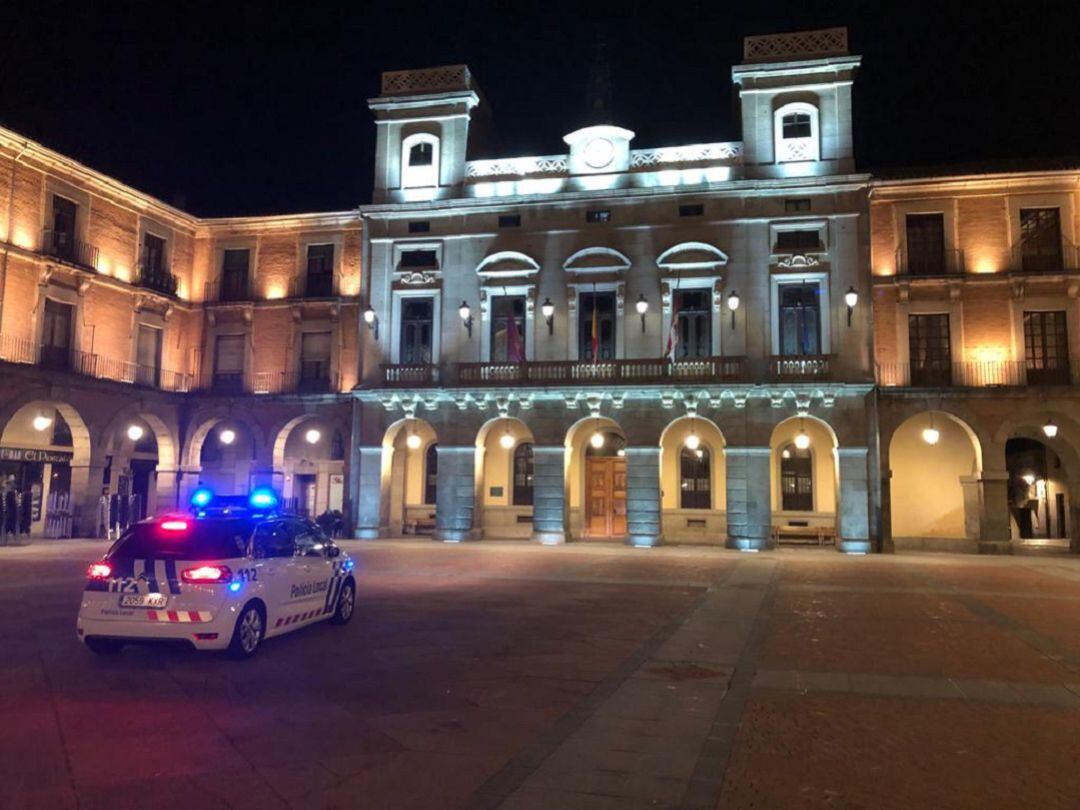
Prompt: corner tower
<box><xmin>368</xmin><ymin>65</ymin><xmax>482</xmax><ymax>203</ymax></box>
<box><xmin>732</xmin><ymin>27</ymin><xmax>861</xmax><ymax>179</ymax></box>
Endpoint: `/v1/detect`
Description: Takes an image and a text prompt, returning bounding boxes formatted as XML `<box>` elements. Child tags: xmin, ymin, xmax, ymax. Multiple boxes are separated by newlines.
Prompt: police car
<box><xmin>76</xmin><ymin>487</ymin><xmax>356</xmax><ymax>659</ymax></box>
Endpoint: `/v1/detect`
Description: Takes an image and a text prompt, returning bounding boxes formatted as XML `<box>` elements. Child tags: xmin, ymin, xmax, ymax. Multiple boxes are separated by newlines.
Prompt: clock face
<box><xmin>583</xmin><ymin>137</ymin><xmax>615</xmax><ymax>169</ymax></box>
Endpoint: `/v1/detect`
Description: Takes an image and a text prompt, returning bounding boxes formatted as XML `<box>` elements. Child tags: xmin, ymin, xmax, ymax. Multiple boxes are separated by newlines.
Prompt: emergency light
<box><xmin>190</xmin><ymin>487</ymin><xmax>214</xmax><ymax>508</ymax></box>
<box><xmin>248</xmin><ymin>488</ymin><xmax>278</xmax><ymax>509</ymax></box>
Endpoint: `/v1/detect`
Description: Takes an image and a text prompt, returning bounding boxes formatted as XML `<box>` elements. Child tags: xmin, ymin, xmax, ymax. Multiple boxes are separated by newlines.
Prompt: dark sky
<box><xmin>1</xmin><ymin>0</ymin><xmax>1077</xmax><ymax>217</ymax></box>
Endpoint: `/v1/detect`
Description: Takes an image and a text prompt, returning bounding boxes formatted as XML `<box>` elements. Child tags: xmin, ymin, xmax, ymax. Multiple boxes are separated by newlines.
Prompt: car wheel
<box><xmin>85</xmin><ymin>638</ymin><xmax>123</xmax><ymax>655</ymax></box>
<box><xmin>330</xmin><ymin>580</ymin><xmax>355</xmax><ymax>625</ymax></box>
<box><xmin>228</xmin><ymin>603</ymin><xmax>265</xmax><ymax>660</ymax></box>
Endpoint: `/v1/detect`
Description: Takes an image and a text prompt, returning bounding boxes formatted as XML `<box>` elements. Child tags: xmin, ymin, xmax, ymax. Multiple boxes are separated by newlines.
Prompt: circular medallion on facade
<box><xmin>583</xmin><ymin>137</ymin><xmax>615</xmax><ymax>169</ymax></box>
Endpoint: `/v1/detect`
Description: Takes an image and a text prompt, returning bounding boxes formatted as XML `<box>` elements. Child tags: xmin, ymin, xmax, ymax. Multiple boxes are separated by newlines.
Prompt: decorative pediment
<box><xmin>563</xmin><ymin>247</ymin><xmax>631</xmax><ymax>275</ymax></box>
<box><xmin>656</xmin><ymin>241</ymin><xmax>728</xmax><ymax>272</ymax></box>
<box><xmin>476</xmin><ymin>251</ymin><xmax>540</xmax><ymax>280</ymax></box>
<box><xmin>776</xmin><ymin>254</ymin><xmax>820</xmax><ymax>268</ymax></box>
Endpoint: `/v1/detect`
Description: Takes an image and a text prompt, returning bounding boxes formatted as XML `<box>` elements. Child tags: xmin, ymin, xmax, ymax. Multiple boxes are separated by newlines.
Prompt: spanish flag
<box><xmin>590</xmin><ymin>295</ymin><xmax>599</xmax><ymax>363</ymax></box>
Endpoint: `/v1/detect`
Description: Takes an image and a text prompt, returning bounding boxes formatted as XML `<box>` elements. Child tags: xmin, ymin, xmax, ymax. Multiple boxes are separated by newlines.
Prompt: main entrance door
<box><xmin>585</xmin><ymin>457</ymin><xmax>627</xmax><ymax>538</ymax></box>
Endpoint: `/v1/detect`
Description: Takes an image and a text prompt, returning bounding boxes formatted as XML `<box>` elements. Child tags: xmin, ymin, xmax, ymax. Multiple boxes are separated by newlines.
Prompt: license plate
<box><xmin>120</xmin><ymin>593</ymin><xmax>168</xmax><ymax>609</ymax></box>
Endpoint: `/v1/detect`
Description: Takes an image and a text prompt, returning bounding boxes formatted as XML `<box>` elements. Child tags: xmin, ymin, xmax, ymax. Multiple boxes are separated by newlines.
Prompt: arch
<box><xmin>656</xmin><ymin>241</ymin><xmax>729</xmax><ymax>271</ymax></box>
<box><xmin>563</xmin><ymin>246</ymin><xmax>632</xmax><ymax>275</ymax></box>
<box><xmin>183</xmin><ymin>408</ymin><xmax>267</xmax><ymax>470</ymax></box>
<box><xmin>475</xmin><ymin>251</ymin><xmax>540</xmax><ymax>280</ymax></box>
<box><xmin>0</xmin><ymin>399</ymin><xmax>92</xmax><ymax>465</ymax></box>
<box><xmin>774</xmin><ymin>101</ymin><xmax>820</xmax><ymax>163</ymax></box>
<box><xmin>565</xmin><ymin>416</ymin><xmax>626</xmax><ymax>539</ymax></box>
<box><xmin>270</xmin><ymin>411</ymin><xmax>350</xmax><ymax>472</ymax></box>
<box><xmin>769</xmin><ymin>415</ymin><xmax>838</xmax><ymax>522</ymax></box>
<box><xmin>271</xmin><ymin>411</ymin><xmax>350</xmax><ymax>518</ymax></box>
<box><xmin>381</xmin><ymin>417</ymin><xmax>438</xmax><ymax>535</ymax></box>
<box><xmin>659</xmin><ymin>415</ymin><xmax>727</xmax><ymax>544</ymax></box>
<box><xmin>98</xmin><ymin>405</ymin><xmax>177</xmax><ymax>470</ymax></box>
<box><xmin>401</xmin><ymin>132</ymin><xmax>440</xmax><ymax>189</ymax></box>
<box><xmin>474</xmin><ymin>416</ymin><xmax>535</xmax><ymax>538</ymax></box>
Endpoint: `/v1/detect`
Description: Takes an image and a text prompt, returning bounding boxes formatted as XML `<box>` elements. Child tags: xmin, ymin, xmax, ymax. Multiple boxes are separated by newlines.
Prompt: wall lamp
<box><xmin>541</xmin><ymin>298</ymin><xmax>555</xmax><ymax>335</ymax></box>
<box><xmin>727</xmin><ymin>290</ymin><xmax>740</xmax><ymax>330</ymax></box>
<box><xmin>844</xmin><ymin>286</ymin><xmax>859</xmax><ymax>327</ymax></box>
<box><xmin>459</xmin><ymin>300</ymin><xmax>474</xmax><ymax>338</ymax></box>
<box><xmin>635</xmin><ymin>294</ymin><xmax>648</xmax><ymax>333</ymax></box>
<box><xmin>363</xmin><ymin>304</ymin><xmax>379</xmax><ymax>341</ymax></box>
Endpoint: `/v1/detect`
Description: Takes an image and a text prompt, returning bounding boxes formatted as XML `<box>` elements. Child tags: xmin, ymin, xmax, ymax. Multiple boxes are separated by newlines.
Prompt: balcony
<box><xmin>252</xmin><ymin>369</ymin><xmax>340</xmax><ymax>395</ymax></box>
<box><xmin>40</xmin><ymin>229</ymin><xmax>99</xmax><ymax>271</ymax></box>
<box><xmin>381</xmin><ymin>364</ymin><xmax>440</xmax><ymax>387</ymax></box>
<box><xmin>288</xmin><ymin>273</ymin><xmax>337</xmax><ymax>299</ymax></box>
<box><xmin>894</xmin><ymin>247</ymin><xmax>965</xmax><ymax>277</ymax></box>
<box><xmin>1009</xmin><ymin>243</ymin><xmax>1080</xmax><ymax>274</ymax></box>
<box><xmin>769</xmin><ymin>355</ymin><xmax>832</xmax><ymax>380</ymax></box>
<box><xmin>455</xmin><ymin>356</ymin><xmax>747</xmax><ymax>387</ymax></box>
<box><xmin>877</xmin><ymin>361</ymin><xmax>1074</xmax><ymax>388</ymax></box>
<box><xmin>204</xmin><ymin>274</ymin><xmax>253</xmax><ymax>303</ymax></box>
<box><xmin>136</xmin><ymin>257</ymin><xmax>179</xmax><ymax>297</ymax></box>
<box><xmin>0</xmin><ymin>334</ymin><xmax>192</xmax><ymax>392</ymax></box>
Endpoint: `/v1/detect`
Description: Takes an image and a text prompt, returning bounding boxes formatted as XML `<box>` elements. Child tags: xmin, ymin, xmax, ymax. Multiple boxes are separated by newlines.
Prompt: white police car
<box><xmin>76</xmin><ymin>488</ymin><xmax>356</xmax><ymax>659</ymax></box>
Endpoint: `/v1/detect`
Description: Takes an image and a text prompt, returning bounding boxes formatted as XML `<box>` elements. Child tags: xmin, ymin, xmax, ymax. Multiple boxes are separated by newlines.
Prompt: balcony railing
<box><xmin>769</xmin><ymin>355</ymin><xmax>832</xmax><ymax>379</ymax></box>
<box><xmin>877</xmin><ymin>361</ymin><xmax>1074</xmax><ymax>388</ymax></box>
<box><xmin>381</xmin><ymin>364</ymin><xmax>440</xmax><ymax>387</ymax></box>
<box><xmin>455</xmin><ymin>356</ymin><xmax>747</xmax><ymax>386</ymax></box>
<box><xmin>894</xmin><ymin>247</ymin><xmax>965</xmax><ymax>276</ymax></box>
<box><xmin>252</xmin><ymin>370</ymin><xmax>340</xmax><ymax>395</ymax></box>
<box><xmin>0</xmin><ymin>334</ymin><xmax>192</xmax><ymax>391</ymax></box>
<box><xmin>204</xmin><ymin>274</ymin><xmax>253</xmax><ymax>303</ymax></box>
<box><xmin>1009</xmin><ymin>243</ymin><xmax>1080</xmax><ymax>274</ymax></box>
<box><xmin>136</xmin><ymin>259</ymin><xmax>179</xmax><ymax>297</ymax></box>
<box><xmin>40</xmin><ymin>229</ymin><xmax>98</xmax><ymax>271</ymax></box>
<box><xmin>288</xmin><ymin>274</ymin><xmax>337</xmax><ymax>299</ymax></box>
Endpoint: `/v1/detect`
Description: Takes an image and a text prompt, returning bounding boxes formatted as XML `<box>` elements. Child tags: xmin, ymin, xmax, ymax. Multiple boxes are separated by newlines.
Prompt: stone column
<box><xmin>977</xmin><ymin>471</ymin><xmax>1012</xmax><ymax>553</ymax></box>
<box><xmin>880</xmin><ymin>470</ymin><xmax>895</xmax><ymax>553</ymax></box>
<box><xmin>352</xmin><ymin>446</ymin><xmax>384</xmax><ymax>539</ymax></box>
<box><xmin>435</xmin><ymin>446</ymin><xmax>476</xmax><ymax>542</ymax></box>
<box><xmin>625</xmin><ymin>447</ymin><xmax>662</xmax><ymax>547</ymax></box>
<box><xmin>837</xmin><ymin>447</ymin><xmax>871</xmax><ymax>553</ymax></box>
<box><xmin>531</xmin><ymin>446</ymin><xmax>566</xmax><ymax>544</ymax></box>
<box><xmin>70</xmin><ymin>452</ymin><xmax>108</xmax><ymax>538</ymax></box>
<box><xmin>725</xmin><ymin>447</ymin><xmax>771</xmax><ymax>550</ymax></box>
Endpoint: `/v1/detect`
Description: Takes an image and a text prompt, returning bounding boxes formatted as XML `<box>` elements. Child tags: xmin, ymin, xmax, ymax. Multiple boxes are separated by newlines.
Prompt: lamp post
<box><xmin>727</xmin><ymin>290</ymin><xmax>740</xmax><ymax>330</ymax></box>
<box><xmin>844</xmin><ymin>286</ymin><xmax>858</xmax><ymax>327</ymax></box>
<box><xmin>363</xmin><ymin>304</ymin><xmax>379</xmax><ymax>341</ymax></box>
<box><xmin>459</xmin><ymin>301</ymin><xmax>473</xmax><ymax>338</ymax></box>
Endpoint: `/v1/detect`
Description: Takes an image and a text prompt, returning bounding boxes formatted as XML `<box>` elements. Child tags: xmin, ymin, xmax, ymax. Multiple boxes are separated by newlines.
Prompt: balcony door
<box><xmin>1024</xmin><ymin>311</ymin><xmax>1070</xmax><ymax>385</ymax></box>
<box><xmin>778</xmin><ymin>283</ymin><xmax>820</xmax><ymax>356</ymax></box>
<box><xmin>299</xmin><ymin>331</ymin><xmax>332</xmax><ymax>391</ymax></box>
<box><xmin>905</xmin><ymin>213</ymin><xmax>945</xmax><ymax>275</ymax></box>
<box><xmin>305</xmin><ymin>244</ymin><xmax>334</xmax><ymax>297</ymax></box>
<box><xmin>40</xmin><ymin>299</ymin><xmax>74</xmax><ymax>370</ymax></box>
<box><xmin>578</xmin><ymin>291</ymin><xmax>616</xmax><ymax>362</ymax></box>
<box><xmin>220</xmin><ymin>249</ymin><xmax>250</xmax><ymax>302</ymax></box>
<box><xmin>675</xmin><ymin>290</ymin><xmax>711</xmax><ymax>359</ymax></box>
<box><xmin>584</xmin><ymin>457</ymin><xmax>627</xmax><ymax>538</ymax></box>
<box><xmin>1020</xmin><ymin>208</ymin><xmax>1063</xmax><ymax>273</ymax></box>
<box><xmin>908</xmin><ymin>313</ymin><xmax>951</xmax><ymax>386</ymax></box>
<box><xmin>399</xmin><ymin>297</ymin><xmax>434</xmax><ymax>365</ymax></box>
<box><xmin>490</xmin><ymin>295</ymin><xmax>526</xmax><ymax>363</ymax></box>
<box><xmin>135</xmin><ymin>325</ymin><xmax>162</xmax><ymax>387</ymax></box>
<box><xmin>213</xmin><ymin>334</ymin><xmax>245</xmax><ymax>392</ymax></box>
<box><xmin>51</xmin><ymin>196</ymin><xmax>78</xmax><ymax>260</ymax></box>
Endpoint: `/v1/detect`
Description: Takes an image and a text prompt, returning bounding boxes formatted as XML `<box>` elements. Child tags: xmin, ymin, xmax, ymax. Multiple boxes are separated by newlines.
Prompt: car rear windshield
<box><xmin>107</xmin><ymin>520</ymin><xmax>251</xmax><ymax>560</ymax></box>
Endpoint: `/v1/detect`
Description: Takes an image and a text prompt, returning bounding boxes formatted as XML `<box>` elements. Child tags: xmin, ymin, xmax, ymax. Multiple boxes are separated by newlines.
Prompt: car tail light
<box><xmin>87</xmin><ymin>562</ymin><xmax>112</xmax><ymax>579</ymax></box>
<box><xmin>161</xmin><ymin>519</ymin><xmax>189</xmax><ymax>532</ymax></box>
<box><xmin>181</xmin><ymin>565</ymin><xmax>232</xmax><ymax>584</ymax></box>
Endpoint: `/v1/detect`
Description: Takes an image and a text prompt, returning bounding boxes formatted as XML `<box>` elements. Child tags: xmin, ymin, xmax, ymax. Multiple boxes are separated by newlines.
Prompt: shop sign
<box><xmin>0</xmin><ymin>447</ymin><xmax>74</xmax><ymax>464</ymax></box>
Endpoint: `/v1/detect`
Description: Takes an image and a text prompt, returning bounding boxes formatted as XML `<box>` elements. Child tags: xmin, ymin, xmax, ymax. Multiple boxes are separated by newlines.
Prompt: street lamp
<box><xmin>635</xmin><ymin>294</ymin><xmax>648</xmax><ymax>333</ymax></box>
<box><xmin>459</xmin><ymin>301</ymin><xmax>474</xmax><ymax>338</ymax></box>
<box><xmin>845</xmin><ymin>286</ymin><xmax>859</xmax><ymax>327</ymax></box>
<box><xmin>363</xmin><ymin>304</ymin><xmax>379</xmax><ymax>341</ymax></box>
<box><xmin>541</xmin><ymin>298</ymin><xmax>555</xmax><ymax>335</ymax></box>
<box><xmin>727</xmin><ymin>290</ymin><xmax>740</xmax><ymax>330</ymax></box>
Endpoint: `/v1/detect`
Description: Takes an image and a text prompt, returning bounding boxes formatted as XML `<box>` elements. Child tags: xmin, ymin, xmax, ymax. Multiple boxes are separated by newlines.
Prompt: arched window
<box><xmin>424</xmin><ymin>443</ymin><xmax>438</xmax><ymax>505</ymax></box>
<box><xmin>780</xmin><ymin>444</ymin><xmax>813</xmax><ymax>511</ymax></box>
<box><xmin>774</xmin><ymin>103</ymin><xmax>820</xmax><ymax>163</ymax></box>
<box><xmin>680</xmin><ymin>446</ymin><xmax>711</xmax><ymax>510</ymax></box>
<box><xmin>401</xmin><ymin>133</ymin><xmax>440</xmax><ymax>189</ymax></box>
<box><xmin>512</xmin><ymin>443</ymin><xmax>534</xmax><ymax>506</ymax></box>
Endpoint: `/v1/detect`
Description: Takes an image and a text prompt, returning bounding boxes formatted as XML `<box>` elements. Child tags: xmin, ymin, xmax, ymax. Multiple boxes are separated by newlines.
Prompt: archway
<box><xmin>382</xmin><ymin>418</ymin><xmax>437</xmax><ymax>535</ymax></box>
<box><xmin>565</xmin><ymin>416</ymin><xmax>626</xmax><ymax>540</ymax></box>
<box><xmin>194</xmin><ymin>420</ymin><xmax>258</xmax><ymax>497</ymax></box>
<box><xmin>659</xmin><ymin>415</ymin><xmax>726</xmax><ymax>544</ymax></box>
<box><xmin>769</xmin><ymin>415</ymin><xmax>838</xmax><ymax>543</ymax></box>
<box><xmin>1006</xmin><ymin>437</ymin><xmax>1070</xmax><ymax>545</ymax></box>
<box><xmin>0</xmin><ymin>400</ymin><xmax>91</xmax><ymax>537</ymax></box>
<box><xmin>272</xmin><ymin>415</ymin><xmax>347</xmax><ymax>521</ymax></box>
<box><xmin>98</xmin><ymin>408</ymin><xmax>179</xmax><ymax>523</ymax></box>
<box><xmin>889</xmin><ymin>410</ymin><xmax>982</xmax><ymax>550</ymax></box>
<box><xmin>475</xmin><ymin>417</ymin><xmax>535</xmax><ymax>539</ymax></box>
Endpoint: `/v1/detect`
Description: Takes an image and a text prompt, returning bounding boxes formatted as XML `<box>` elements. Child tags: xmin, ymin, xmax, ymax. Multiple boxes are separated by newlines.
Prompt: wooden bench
<box><xmin>403</xmin><ymin>516</ymin><xmax>436</xmax><ymax>535</ymax></box>
<box><xmin>772</xmin><ymin>524</ymin><xmax>837</xmax><ymax>547</ymax></box>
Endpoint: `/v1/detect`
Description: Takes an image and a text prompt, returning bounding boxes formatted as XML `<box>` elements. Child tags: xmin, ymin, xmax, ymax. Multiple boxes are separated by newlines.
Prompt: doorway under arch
<box><xmin>382</xmin><ymin>418</ymin><xmax>438</xmax><ymax>536</ymax></box>
<box><xmin>565</xmin><ymin>416</ymin><xmax>626</xmax><ymax>540</ymax></box>
<box><xmin>659</xmin><ymin>415</ymin><xmax>726</xmax><ymax>544</ymax></box>
<box><xmin>475</xmin><ymin>417</ymin><xmax>535</xmax><ymax>539</ymax></box>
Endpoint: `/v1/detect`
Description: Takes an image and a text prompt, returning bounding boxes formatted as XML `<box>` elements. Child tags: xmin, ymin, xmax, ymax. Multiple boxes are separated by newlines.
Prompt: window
<box><xmin>1024</xmin><ymin>311</ymin><xmax>1070</xmax><ymax>385</ymax></box>
<box><xmin>399</xmin><ymin>249</ymin><xmax>439</xmax><ymax>269</ymax></box>
<box><xmin>775</xmin><ymin>104</ymin><xmax>819</xmax><ymax>163</ymax></box>
<box><xmin>785</xmin><ymin>199</ymin><xmax>811</xmax><ymax>213</ymax></box>
<box><xmin>778</xmin><ymin>284</ymin><xmax>820</xmax><ymax>356</ymax></box>
<box><xmin>409</xmin><ymin>142</ymin><xmax>434</xmax><ymax>167</ymax></box>
<box><xmin>408</xmin><ymin>221</ymin><xmax>430</xmax><ymax>233</ymax></box>
<box><xmin>674</xmin><ymin>290</ymin><xmax>711</xmax><ymax>359</ymax></box>
<box><xmin>142</xmin><ymin>233</ymin><xmax>166</xmax><ymax>275</ymax></box>
<box><xmin>213</xmin><ymin>334</ymin><xmax>245</xmax><ymax>391</ymax></box>
<box><xmin>305</xmin><ymin>244</ymin><xmax>334</xmax><ymax>297</ymax></box>
<box><xmin>49</xmin><ymin>195</ymin><xmax>78</xmax><ymax>260</ymax></box>
<box><xmin>1019</xmin><ymin>208</ymin><xmax>1063</xmax><ymax>272</ymax></box>
<box><xmin>299</xmin><ymin>332</ymin><xmax>332</xmax><ymax>391</ymax></box>
<box><xmin>679</xmin><ymin>204</ymin><xmax>704</xmax><ymax>217</ymax></box>
<box><xmin>136</xmin><ymin>325</ymin><xmax>163</xmax><ymax>387</ymax></box>
<box><xmin>905</xmin><ymin>214</ymin><xmax>946</xmax><ymax>275</ymax></box>
<box><xmin>775</xmin><ymin>230</ymin><xmax>821</xmax><ymax>252</ymax></box>
<box><xmin>40</xmin><ymin>299</ymin><xmax>73</xmax><ymax>370</ymax></box>
<box><xmin>908</xmin><ymin>314</ymin><xmax>951</xmax><ymax>386</ymax></box>
<box><xmin>424</xmin><ymin>443</ymin><xmax>438</xmax><ymax>505</ymax></box>
<box><xmin>578</xmin><ymin>291</ymin><xmax>616</xmax><ymax>361</ymax></box>
<box><xmin>512</xmin><ymin>443</ymin><xmax>534</xmax><ymax>506</ymax></box>
<box><xmin>498</xmin><ymin>214</ymin><xmax>521</xmax><ymax>228</ymax></box>
<box><xmin>399</xmin><ymin>297</ymin><xmax>434</xmax><ymax>364</ymax></box>
<box><xmin>780</xmin><ymin>445</ymin><xmax>813</xmax><ymax>511</ymax></box>
<box><xmin>253</xmin><ymin>522</ymin><xmax>293</xmax><ymax>559</ymax></box>
<box><xmin>289</xmin><ymin>520</ymin><xmax>326</xmax><ymax>558</ymax></box>
<box><xmin>490</xmin><ymin>296</ymin><xmax>527</xmax><ymax>363</ymax></box>
<box><xmin>680</xmin><ymin>446</ymin><xmax>711</xmax><ymax>510</ymax></box>
<box><xmin>782</xmin><ymin>113</ymin><xmax>812</xmax><ymax>139</ymax></box>
<box><xmin>586</xmin><ymin>210</ymin><xmax>611</xmax><ymax>224</ymax></box>
<box><xmin>220</xmin><ymin>249</ymin><xmax>250</xmax><ymax>301</ymax></box>
<box><xmin>402</xmin><ymin>135</ymin><xmax>439</xmax><ymax>189</ymax></box>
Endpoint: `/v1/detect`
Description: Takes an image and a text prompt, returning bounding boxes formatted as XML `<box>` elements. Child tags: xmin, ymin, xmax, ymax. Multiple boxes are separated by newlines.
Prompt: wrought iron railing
<box><xmin>204</xmin><ymin>274</ymin><xmax>253</xmax><ymax>303</ymax></box>
<box><xmin>877</xmin><ymin>360</ymin><xmax>1074</xmax><ymax>388</ymax></box>
<box><xmin>251</xmin><ymin>369</ymin><xmax>340</xmax><ymax>395</ymax></box>
<box><xmin>40</xmin><ymin>228</ymin><xmax>98</xmax><ymax>271</ymax></box>
<box><xmin>136</xmin><ymin>257</ymin><xmax>179</xmax><ymax>297</ymax></box>
<box><xmin>288</xmin><ymin>274</ymin><xmax>336</xmax><ymax>299</ymax></box>
<box><xmin>1009</xmin><ymin>242</ymin><xmax>1079</xmax><ymax>274</ymax></box>
<box><xmin>455</xmin><ymin>356</ymin><xmax>747</xmax><ymax>386</ymax></box>
<box><xmin>893</xmin><ymin>247</ymin><xmax>965</xmax><ymax>276</ymax></box>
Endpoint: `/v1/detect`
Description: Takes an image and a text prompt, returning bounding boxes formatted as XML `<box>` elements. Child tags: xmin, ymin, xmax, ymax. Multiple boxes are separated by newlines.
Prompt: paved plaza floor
<box><xmin>2</xmin><ymin>539</ymin><xmax>1079</xmax><ymax>809</ymax></box>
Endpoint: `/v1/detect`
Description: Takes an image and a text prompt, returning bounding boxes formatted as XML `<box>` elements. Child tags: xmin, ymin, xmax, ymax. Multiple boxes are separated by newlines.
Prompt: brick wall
<box><xmin>88</xmin><ymin>197</ymin><xmax>137</xmax><ymax>281</ymax></box>
<box><xmin>870</xmin><ymin>200</ymin><xmax>897</xmax><ymax>275</ymax></box>
<box><xmin>957</xmin><ymin>194</ymin><xmax>1008</xmax><ymax>273</ymax></box>
<box><xmin>255</xmin><ymin>234</ymin><xmax>297</xmax><ymax>299</ymax></box>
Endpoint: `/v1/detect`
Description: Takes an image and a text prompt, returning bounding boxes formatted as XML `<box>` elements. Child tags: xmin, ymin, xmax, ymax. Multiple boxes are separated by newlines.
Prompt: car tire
<box><xmin>330</xmin><ymin>580</ymin><xmax>355</xmax><ymax>626</ymax></box>
<box><xmin>85</xmin><ymin>638</ymin><xmax>123</xmax><ymax>655</ymax></box>
<box><xmin>227</xmin><ymin>602</ymin><xmax>265</xmax><ymax>660</ymax></box>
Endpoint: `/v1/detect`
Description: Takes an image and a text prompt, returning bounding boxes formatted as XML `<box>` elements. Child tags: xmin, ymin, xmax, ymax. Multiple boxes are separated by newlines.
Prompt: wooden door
<box><xmin>585</xmin><ymin>457</ymin><xmax>628</xmax><ymax>538</ymax></box>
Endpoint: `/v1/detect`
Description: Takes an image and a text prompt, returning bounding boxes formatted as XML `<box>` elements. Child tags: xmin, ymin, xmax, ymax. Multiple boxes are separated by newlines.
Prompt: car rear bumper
<box><xmin>77</xmin><ymin>609</ymin><xmax>237</xmax><ymax>651</ymax></box>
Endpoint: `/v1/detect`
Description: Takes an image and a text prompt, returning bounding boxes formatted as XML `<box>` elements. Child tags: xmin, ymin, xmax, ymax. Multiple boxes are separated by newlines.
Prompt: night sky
<box><xmin>1</xmin><ymin>0</ymin><xmax>1077</xmax><ymax>217</ymax></box>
